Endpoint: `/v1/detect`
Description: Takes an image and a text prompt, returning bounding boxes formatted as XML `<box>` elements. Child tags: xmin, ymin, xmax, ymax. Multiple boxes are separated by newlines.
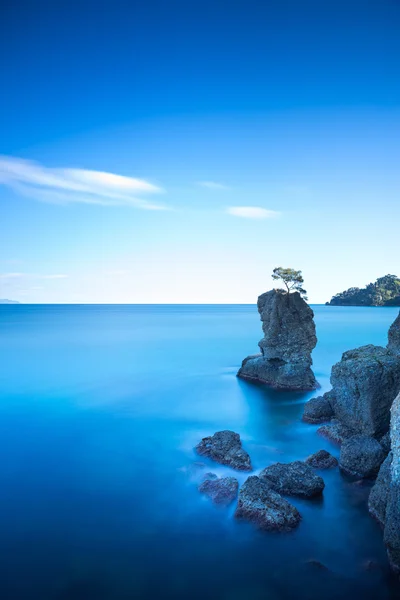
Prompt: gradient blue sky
<box><xmin>1</xmin><ymin>0</ymin><xmax>399</xmax><ymax>303</ymax></box>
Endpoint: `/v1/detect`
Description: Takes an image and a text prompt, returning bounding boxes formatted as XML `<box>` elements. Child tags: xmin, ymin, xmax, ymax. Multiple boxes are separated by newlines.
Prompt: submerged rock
<box><xmin>198</xmin><ymin>476</ymin><xmax>239</xmax><ymax>505</ymax></box>
<box><xmin>235</xmin><ymin>476</ymin><xmax>301</xmax><ymax>531</ymax></box>
<box><xmin>302</xmin><ymin>394</ymin><xmax>334</xmax><ymax>424</ymax></box>
<box><xmin>305</xmin><ymin>449</ymin><xmax>338</xmax><ymax>470</ymax></box>
<box><xmin>339</xmin><ymin>435</ymin><xmax>385</xmax><ymax>478</ymax></box>
<box><xmin>259</xmin><ymin>461</ymin><xmax>325</xmax><ymax>498</ymax></box>
<box><xmin>237</xmin><ymin>289</ymin><xmax>318</xmax><ymax>390</ymax></box>
<box><xmin>317</xmin><ymin>419</ymin><xmax>355</xmax><ymax>445</ymax></box>
<box><xmin>195</xmin><ymin>430</ymin><xmax>252</xmax><ymax>471</ymax></box>
<box><xmin>388</xmin><ymin>312</ymin><xmax>400</xmax><ymax>355</ymax></box>
<box><xmin>328</xmin><ymin>345</ymin><xmax>400</xmax><ymax>439</ymax></box>
<box><xmin>368</xmin><ymin>452</ymin><xmax>392</xmax><ymax>526</ymax></box>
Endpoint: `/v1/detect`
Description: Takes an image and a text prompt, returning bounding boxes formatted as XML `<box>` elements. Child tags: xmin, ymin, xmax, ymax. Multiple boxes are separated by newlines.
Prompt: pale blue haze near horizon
<box><xmin>1</xmin><ymin>0</ymin><xmax>400</xmax><ymax>303</ymax></box>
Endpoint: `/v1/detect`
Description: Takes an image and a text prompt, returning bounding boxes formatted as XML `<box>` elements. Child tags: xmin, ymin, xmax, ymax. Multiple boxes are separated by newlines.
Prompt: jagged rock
<box><xmin>380</xmin><ymin>432</ymin><xmax>391</xmax><ymax>455</ymax></box>
<box><xmin>237</xmin><ymin>289</ymin><xmax>318</xmax><ymax>390</ymax></box>
<box><xmin>368</xmin><ymin>452</ymin><xmax>392</xmax><ymax>526</ymax></box>
<box><xmin>198</xmin><ymin>476</ymin><xmax>239</xmax><ymax>505</ymax></box>
<box><xmin>302</xmin><ymin>394</ymin><xmax>334</xmax><ymax>424</ymax></box>
<box><xmin>328</xmin><ymin>345</ymin><xmax>400</xmax><ymax>439</ymax></box>
<box><xmin>305</xmin><ymin>449</ymin><xmax>338</xmax><ymax>469</ymax></box>
<box><xmin>234</xmin><ymin>476</ymin><xmax>301</xmax><ymax>531</ymax></box>
<box><xmin>383</xmin><ymin>393</ymin><xmax>400</xmax><ymax>572</ymax></box>
<box><xmin>195</xmin><ymin>430</ymin><xmax>252</xmax><ymax>471</ymax></box>
<box><xmin>259</xmin><ymin>461</ymin><xmax>325</xmax><ymax>498</ymax></box>
<box><xmin>339</xmin><ymin>435</ymin><xmax>385</xmax><ymax>478</ymax></box>
<box><xmin>317</xmin><ymin>419</ymin><xmax>355</xmax><ymax>444</ymax></box>
<box><xmin>388</xmin><ymin>312</ymin><xmax>400</xmax><ymax>355</ymax></box>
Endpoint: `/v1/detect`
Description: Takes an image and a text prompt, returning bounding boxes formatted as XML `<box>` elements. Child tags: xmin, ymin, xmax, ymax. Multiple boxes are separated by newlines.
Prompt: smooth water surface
<box><xmin>0</xmin><ymin>304</ymin><xmax>399</xmax><ymax>600</ymax></box>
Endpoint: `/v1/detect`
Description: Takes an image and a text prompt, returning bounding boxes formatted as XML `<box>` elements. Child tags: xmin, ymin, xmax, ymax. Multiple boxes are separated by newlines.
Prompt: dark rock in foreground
<box><xmin>195</xmin><ymin>430</ymin><xmax>252</xmax><ymax>471</ymax></box>
<box><xmin>368</xmin><ymin>452</ymin><xmax>392</xmax><ymax>525</ymax></box>
<box><xmin>259</xmin><ymin>461</ymin><xmax>325</xmax><ymax>498</ymax></box>
<box><xmin>235</xmin><ymin>476</ymin><xmax>301</xmax><ymax>531</ymax></box>
<box><xmin>388</xmin><ymin>311</ymin><xmax>400</xmax><ymax>355</ymax></box>
<box><xmin>380</xmin><ymin>432</ymin><xmax>391</xmax><ymax>455</ymax></box>
<box><xmin>305</xmin><ymin>449</ymin><xmax>338</xmax><ymax>470</ymax></box>
<box><xmin>238</xmin><ymin>289</ymin><xmax>318</xmax><ymax>390</ymax></box>
<box><xmin>302</xmin><ymin>394</ymin><xmax>334</xmax><ymax>424</ymax></box>
<box><xmin>339</xmin><ymin>435</ymin><xmax>385</xmax><ymax>478</ymax></box>
<box><xmin>317</xmin><ymin>419</ymin><xmax>355</xmax><ymax>445</ymax></box>
<box><xmin>198</xmin><ymin>476</ymin><xmax>239</xmax><ymax>505</ymax></box>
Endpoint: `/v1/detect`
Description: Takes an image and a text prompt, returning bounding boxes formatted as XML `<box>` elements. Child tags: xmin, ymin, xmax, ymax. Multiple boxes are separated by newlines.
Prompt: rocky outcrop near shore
<box><xmin>234</xmin><ymin>476</ymin><xmax>301</xmax><ymax>531</ymax></box>
<box><xmin>303</xmin><ymin>345</ymin><xmax>400</xmax><ymax>440</ymax></box>
<box><xmin>388</xmin><ymin>311</ymin><xmax>400</xmax><ymax>355</ymax></box>
<box><xmin>195</xmin><ymin>430</ymin><xmax>252</xmax><ymax>471</ymax></box>
<box><xmin>305</xmin><ymin>449</ymin><xmax>338</xmax><ymax>469</ymax></box>
<box><xmin>259</xmin><ymin>461</ymin><xmax>325</xmax><ymax>498</ymax></box>
<box><xmin>237</xmin><ymin>289</ymin><xmax>318</xmax><ymax>390</ymax></box>
<box><xmin>339</xmin><ymin>435</ymin><xmax>385</xmax><ymax>478</ymax></box>
<box><xmin>198</xmin><ymin>475</ymin><xmax>239</xmax><ymax>505</ymax></box>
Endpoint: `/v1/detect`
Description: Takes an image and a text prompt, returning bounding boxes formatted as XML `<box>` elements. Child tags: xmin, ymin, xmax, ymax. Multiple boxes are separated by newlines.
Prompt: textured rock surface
<box><xmin>237</xmin><ymin>289</ymin><xmax>318</xmax><ymax>390</ymax></box>
<box><xmin>305</xmin><ymin>449</ymin><xmax>338</xmax><ymax>469</ymax></box>
<box><xmin>234</xmin><ymin>476</ymin><xmax>301</xmax><ymax>531</ymax></box>
<box><xmin>368</xmin><ymin>452</ymin><xmax>392</xmax><ymax>525</ymax></box>
<box><xmin>328</xmin><ymin>345</ymin><xmax>400</xmax><ymax>439</ymax></box>
<box><xmin>259</xmin><ymin>461</ymin><xmax>325</xmax><ymax>498</ymax></box>
<box><xmin>302</xmin><ymin>394</ymin><xmax>334</xmax><ymax>424</ymax></box>
<box><xmin>339</xmin><ymin>435</ymin><xmax>385</xmax><ymax>478</ymax></box>
<box><xmin>380</xmin><ymin>432</ymin><xmax>391</xmax><ymax>455</ymax></box>
<box><xmin>195</xmin><ymin>430</ymin><xmax>252</xmax><ymax>471</ymax></box>
<box><xmin>388</xmin><ymin>312</ymin><xmax>400</xmax><ymax>355</ymax></box>
<box><xmin>383</xmin><ymin>393</ymin><xmax>400</xmax><ymax>572</ymax></box>
<box><xmin>317</xmin><ymin>419</ymin><xmax>355</xmax><ymax>445</ymax></box>
<box><xmin>198</xmin><ymin>476</ymin><xmax>239</xmax><ymax>505</ymax></box>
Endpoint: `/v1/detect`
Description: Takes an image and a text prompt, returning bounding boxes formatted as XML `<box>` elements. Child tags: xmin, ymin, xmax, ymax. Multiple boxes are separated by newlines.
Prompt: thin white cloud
<box><xmin>197</xmin><ymin>181</ymin><xmax>230</xmax><ymax>190</ymax></box>
<box><xmin>227</xmin><ymin>206</ymin><xmax>281</xmax><ymax>219</ymax></box>
<box><xmin>0</xmin><ymin>156</ymin><xmax>167</xmax><ymax>210</ymax></box>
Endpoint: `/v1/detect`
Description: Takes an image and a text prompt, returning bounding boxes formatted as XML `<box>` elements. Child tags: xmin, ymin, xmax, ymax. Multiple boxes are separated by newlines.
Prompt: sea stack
<box><xmin>237</xmin><ymin>289</ymin><xmax>318</xmax><ymax>390</ymax></box>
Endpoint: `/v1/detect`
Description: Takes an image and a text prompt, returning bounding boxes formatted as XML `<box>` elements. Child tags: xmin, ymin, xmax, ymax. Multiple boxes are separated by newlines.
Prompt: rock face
<box><xmin>198</xmin><ymin>476</ymin><xmax>239</xmax><ymax>505</ymax></box>
<box><xmin>368</xmin><ymin>453</ymin><xmax>392</xmax><ymax>525</ymax></box>
<box><xmin>259</xmin><ymin>461</ymin><xmax>325</xmax><ymax>498</ymax></box>
<box><xmin>388</xmin><ymin>312</ymin><xmax>400</xmax><ymax>355</ymax></box>
<box><xmin>234</xmin><ymin>476</ymin><xmax>301</xmax><ymax>531</ymax></box>
<box><xmin>305</xmin><ymin>345</ymin><xmax>400</xmax><ymax>440</ymax></box>
<box><xmin>305</xmin><ymin>449</ymin><xmax>338</xmax><ymax>469</ymax></box>
<box><xmin>237</xmin><ymin>289</ymin><xmax>318</xmax><ymax>390</ymax></box>
<box><xmin>302</xmin><ymin>394</ymin><xmax>334</xmax><ymax>424</ymax></box>
<box><xmin>339</xmin><ymin>435</ymin><xmax>385</xmax><ymax>478</ymax></box>
<box><xmin>317</xmin><ymin>419</ymin><xmax>355</xmax><ymax>445</ymax></box>
<box><xmin>195</xmin><ymin>430</ymin><xmax>252</xmax><ymax>471</ymax></box>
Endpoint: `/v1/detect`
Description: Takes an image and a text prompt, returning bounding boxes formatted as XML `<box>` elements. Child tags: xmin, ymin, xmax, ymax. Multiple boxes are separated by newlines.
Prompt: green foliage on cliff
<box><xmin>328</xmin><ymin>275</ymin><xmax>400</xmax><ymax>306</ymax></box>
<box><xmin>272</xmin><ymin>267</ymin><xmax>308</xmax><ymax>300</ymax></box>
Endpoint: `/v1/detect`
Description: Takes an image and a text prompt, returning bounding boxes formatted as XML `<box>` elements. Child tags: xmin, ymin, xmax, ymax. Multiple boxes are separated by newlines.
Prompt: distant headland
<box><xmin>0</xmin><ymin>299</ymin><xmax>20</xmax><ymax>304</ymax></box>
<box><xmin>326</xmin><ymin>274</ymin><xmax>400</xmax><ymax>306</ymax></box>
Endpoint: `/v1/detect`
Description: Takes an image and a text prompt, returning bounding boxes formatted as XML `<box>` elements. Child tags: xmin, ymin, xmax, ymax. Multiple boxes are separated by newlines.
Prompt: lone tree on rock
<box><xmin>272</xmin><ymin>267</ymin><xmax>308</xmax><ymax>300</ymax></box>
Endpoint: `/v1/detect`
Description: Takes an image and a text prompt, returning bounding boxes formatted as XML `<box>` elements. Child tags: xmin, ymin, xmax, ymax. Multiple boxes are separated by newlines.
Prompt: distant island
<box><xmin>327</xmin><ymin>274</ymin><xmax>400</xmax><ymax>306</ymax></box>
<box><xmin>0</xmin><ymin>299</ymin><xmax>20</xmax><ymax>304</ymax></box>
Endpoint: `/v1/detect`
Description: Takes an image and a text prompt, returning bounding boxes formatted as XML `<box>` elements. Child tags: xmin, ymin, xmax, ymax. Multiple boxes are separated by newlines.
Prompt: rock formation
<box><xmin>303</xmin><ymin>345</ymin><xmax>400</xmax><ymax>440</ymax></box>
<box><xmin>195</xmin><ymin>430</ymin><xmax>252</xmax><ymax>471</ymax></box>
<box><xmin>339</xmin><ymin>435</ymin><xmax>385</xmax><ymax>478</ymax></box>
<box><xmin>368</xmin><ymin>393</ymin><xmax>400</xmax><ymax>573</ymax></box>
<box><xmin>302</xmin><ymin>394</ymin><xmax>335</xmax><ymax>424</ymax></box>
<box><xmin>198</xmin><ymin>475</ymin><xmax>239</xmax><ymax>505</ymax></box>
<box><xmin>305</xmin><ymin>449</ymin><xmax>338</xmax><ymax>469</ymax></box>
<box><xmin>259</xmin><ymin>461</ymin><xmax>325</xmax><ymax>497</ymax></box>
<box><xmin>388</xmin><ymin>311</ymin><xmax>400</xmax><ymax>355</ymax></box>
<box><xmin>234</xmin><ymin>476</ymin><xmax>301</xmax><ymax>531</ymax></box>
<box><xmin>237</xmin><ymin>289</ymin><xmax>318</xmax><ymax>390</ymax></box>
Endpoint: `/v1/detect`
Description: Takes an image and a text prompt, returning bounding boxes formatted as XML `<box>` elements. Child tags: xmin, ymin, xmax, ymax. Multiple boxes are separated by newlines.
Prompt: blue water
<box><xmin>0</xmin><ymin>304</ymin><xmax>399</xmax><ymax>600</ymax></box>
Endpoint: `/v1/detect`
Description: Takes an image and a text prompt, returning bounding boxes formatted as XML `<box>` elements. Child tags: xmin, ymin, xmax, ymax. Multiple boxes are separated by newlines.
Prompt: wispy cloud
<box><xmin>0</xmin><ymin>156</ymin><xmax>167</xmax><ymax>210</ymax></box>
<box><xmin>197</xmin><ymin>181</ymin><xmax>230</xmax><ymax>190</ymax></box>
<box><xmin>227</xmin><ymin>206</ymin><xmax>281</xmax><ymax>219</ymax></box>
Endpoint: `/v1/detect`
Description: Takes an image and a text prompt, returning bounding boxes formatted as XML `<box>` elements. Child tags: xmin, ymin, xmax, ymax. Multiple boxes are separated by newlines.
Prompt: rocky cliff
<box><xmin>237</xmin><ymin>289</ymin><xmax>318</xmax><ymax>390</ymax></box>
<box><xmin>388</xmin><ymin>311</ymin><xmax>400</xmax><ymax>355</ymax></box>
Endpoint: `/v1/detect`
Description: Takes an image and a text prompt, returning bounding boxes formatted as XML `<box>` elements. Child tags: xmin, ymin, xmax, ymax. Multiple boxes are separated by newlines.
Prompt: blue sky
<box><xmin>1</xmin><ymin>0</ymin><xmax>399</xmax><ymax>303</ymax></box>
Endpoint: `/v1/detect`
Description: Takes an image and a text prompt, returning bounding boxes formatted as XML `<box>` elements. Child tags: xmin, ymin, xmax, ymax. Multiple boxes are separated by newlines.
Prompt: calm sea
<box><xmin>0</xmin><ymin>304</ymin><xmax>399</xmax><ymax>600</ymax></box>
